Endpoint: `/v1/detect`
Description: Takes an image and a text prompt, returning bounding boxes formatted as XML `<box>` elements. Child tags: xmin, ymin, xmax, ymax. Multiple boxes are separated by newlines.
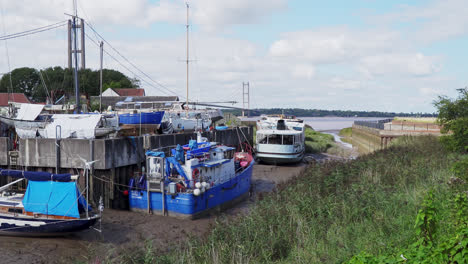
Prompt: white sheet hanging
<box><xmin>42</xmin><ymin>114</ymin><xmax>102</xmax><ymax>139</ymax></box>
<box><xmin>15</xmin><ymin>103</ymin><xmax>44</xmax><ymax>121</ymax></box>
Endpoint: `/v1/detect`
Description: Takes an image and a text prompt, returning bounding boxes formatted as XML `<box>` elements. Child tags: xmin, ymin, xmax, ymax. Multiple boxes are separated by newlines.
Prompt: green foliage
<box><xmin>0</xmin><ymin>67</ymin><xmax>40</xmax><ymax>101</ymax></box>
<box><xmin>339</xmin><ymin>127</ymin><xmax>353</xmax><ymax>137</ymax></box>
<box><xmin>435</xmin><ymin>88</ymin><xmax>468</xmax><ymax>153</ymax></box>
<box><xmin>0</xmin><ymin>66</ymin><xmax>139</xmax><ymax>103</ymax></box>
<box><xmin>304</xmin><ymin>127</ymin><xmax>335</xmax><ymax>153</ymax></box>
<box><xmin>347</xmin><ymin>171</ymin><xmax>468</xmax><ymax>264</ymax></box>
<box><xmin>451</xmin><ymin>155</ymin><xmax>468</xmax><ymax>181</ymax></box>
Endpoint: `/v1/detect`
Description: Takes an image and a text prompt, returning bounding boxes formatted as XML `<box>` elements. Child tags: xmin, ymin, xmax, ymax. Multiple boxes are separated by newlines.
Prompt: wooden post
<box><xmin>89</xmin><ymin>140</ymin><xmax>95</xmax><ymax>203</ymax></box>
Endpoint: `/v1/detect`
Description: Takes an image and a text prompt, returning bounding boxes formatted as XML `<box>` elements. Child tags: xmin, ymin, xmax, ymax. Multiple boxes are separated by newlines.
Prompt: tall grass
<box><xmin>114</xmin><ymin>136</ymin><xmax>462</xmax><ymax>263</ymax></box>
<box><xmin>305</xmin><ymin>127</ymin><xmax>335</xmax><ymax>153</ymax></box>
<box><xmin>140</xmin><ymin>136</ymin><xmax>457</xmax><ymax>263</ymax></box>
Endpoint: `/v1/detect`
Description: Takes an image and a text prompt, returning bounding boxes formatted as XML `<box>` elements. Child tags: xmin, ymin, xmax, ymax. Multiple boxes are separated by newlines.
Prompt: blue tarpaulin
<box><xmin>166</xmin><ymin>157</ymin><xmax>189</xmax><ymax>183</ymax></box>
<box><xmin>0</xmin><ymin>169</ymin><xmax>71</xmax><ymax>182</ymax></box>
<box><xmin>22</xmin><ymin>181</ymin><xmax>86</xmax><ymax>218</ymax></box>
<box><xmin>175</xmin><ymin>144</ymin><xmax>184</xmax><ymax>162</ymax></box>
<box><xmin>146</xmin><ymin>151</ymin><xmax>165</xmax><ymax>157</ymax></box>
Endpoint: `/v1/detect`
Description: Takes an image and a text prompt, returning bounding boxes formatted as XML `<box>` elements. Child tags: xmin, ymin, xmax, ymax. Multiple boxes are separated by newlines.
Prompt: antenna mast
<box><xmin>186</xmin><ymin>3</ymin><xmax>189</xmax><ymax>107</ymax></box>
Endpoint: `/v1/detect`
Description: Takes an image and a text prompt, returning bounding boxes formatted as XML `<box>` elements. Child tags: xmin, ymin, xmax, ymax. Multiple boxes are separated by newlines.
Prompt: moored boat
<box><xmin>255</xmin><ymin>115</ymin><xmax>305</xmax><ymax>164</ymax></box>
<box><xmin>0</xmin><ymin>169</ymin><xmax>100</xmax><ymax>236</ymax></box>
<box><xmin>128</xmin><ymin>134</ymin><xmax>254</xmax><ymax>219</ymax></box>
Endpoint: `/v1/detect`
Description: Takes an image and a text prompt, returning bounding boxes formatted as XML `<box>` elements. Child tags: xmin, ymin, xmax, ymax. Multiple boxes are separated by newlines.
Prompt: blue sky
<box><xmin>1</xmin><ymin>0</ymin><xmax>467</xmax><ymax>113</ymax></box>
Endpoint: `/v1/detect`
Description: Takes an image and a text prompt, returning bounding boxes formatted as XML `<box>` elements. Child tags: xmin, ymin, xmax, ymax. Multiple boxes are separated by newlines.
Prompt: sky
<box><xmin>0</xmin><ymin>0</ymin><xmax>467</xmax><ymax>113</ymax></box>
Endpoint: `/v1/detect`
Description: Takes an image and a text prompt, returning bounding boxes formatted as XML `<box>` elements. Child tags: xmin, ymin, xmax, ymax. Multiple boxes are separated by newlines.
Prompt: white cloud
<box><xmin>192</xmin><ymin>0</ymin><xmax>287</xmax><ymax>32</ymax></box>
<box><xmin>374</xmin><ymin>0</ymin><xmax>468</xmax><ymax>43</ymax></box>
<box><xmin>269</xmin><ymin>27</ymin><xmax>402</xmax><ymax>64</ymax></box>
<box><xmin>291</xmin><ymin>64</ymin><xmax>315</xmax><ymax>79</ymax></box>
<box><xmin>358</xmin><ymin>53</ymin><xmax>439</xmax><ymax>77</ymax></box>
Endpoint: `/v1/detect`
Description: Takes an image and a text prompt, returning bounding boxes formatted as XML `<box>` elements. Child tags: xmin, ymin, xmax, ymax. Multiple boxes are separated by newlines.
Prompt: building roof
<box><xmin>0</xmin><ymin>93</ymin><xmax>30</xmax><ymax>106</ymax></box>
<box><xmin>115</xmin><ymin>88</ymin><xmax>145</xmax><ymax>97</ymax></box>
<box><xmin>90</xmin><ymin>95</ymin><xmax>179</xmax><ymax>108</ymax></box>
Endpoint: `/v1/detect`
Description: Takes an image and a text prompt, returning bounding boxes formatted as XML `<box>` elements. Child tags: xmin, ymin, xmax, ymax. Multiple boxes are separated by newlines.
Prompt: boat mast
<box><xmin>99</xmin><ymin>41</ymin><xmax>103</xmax><ymax>113</ymax></box>
<box><xmin>186</xmin><ymin>3</ymin><xmax>189</xmax><ymax>108</ymax></box>
<box><xmin>72</xmin><ymin>0</ymin><xmax>80</xmax><ymax>113</ymax></box>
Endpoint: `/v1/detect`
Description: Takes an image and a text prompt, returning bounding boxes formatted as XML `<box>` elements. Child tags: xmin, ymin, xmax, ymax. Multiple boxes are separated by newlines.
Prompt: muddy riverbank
<box><xmin>0</xmin><ymin>163</ymin><xmax>308</xmax><ymax>264</ymax></box>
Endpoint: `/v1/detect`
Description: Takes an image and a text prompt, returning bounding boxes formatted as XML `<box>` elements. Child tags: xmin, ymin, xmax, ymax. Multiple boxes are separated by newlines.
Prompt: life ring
<box><xmin>192</xmin><ymin>168</ymin><xmax>200</xmax><ymax>181</ymax></box>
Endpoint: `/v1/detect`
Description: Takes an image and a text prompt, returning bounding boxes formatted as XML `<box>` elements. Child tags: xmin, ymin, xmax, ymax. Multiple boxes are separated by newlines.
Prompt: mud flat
<box><xmin>0</xmin><ymin>162</ymin><xmax>308</xmax><ymax>263</ymax></box>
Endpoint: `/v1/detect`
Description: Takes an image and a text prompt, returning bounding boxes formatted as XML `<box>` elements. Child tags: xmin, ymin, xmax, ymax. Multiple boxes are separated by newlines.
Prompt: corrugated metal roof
<box><xmin>115</xmin><ymin>88</ymin><xmax>145</xmax><ymax>97</ymax></box>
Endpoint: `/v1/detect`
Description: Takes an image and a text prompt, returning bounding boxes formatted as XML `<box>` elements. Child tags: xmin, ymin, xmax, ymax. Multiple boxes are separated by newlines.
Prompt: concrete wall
<box><xmin>0</xmin><ymin>127</ymin><xmax>253</xmax><ymax>209</ymax></box>
<box><xmin>0</xmin><ymin>137</ymin><xmax>8</xmax><ymax>165</ymax></box>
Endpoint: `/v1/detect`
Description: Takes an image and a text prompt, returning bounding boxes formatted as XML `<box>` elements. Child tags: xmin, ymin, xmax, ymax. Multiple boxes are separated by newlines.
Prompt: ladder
<box><xmin>146</xmin><ymin>156</ymin><xmax>166</xmax><ymax>215</ymax></box>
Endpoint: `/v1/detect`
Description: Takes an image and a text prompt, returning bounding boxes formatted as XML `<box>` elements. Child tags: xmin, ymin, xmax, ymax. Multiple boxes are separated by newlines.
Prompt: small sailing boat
<box><xmin>0</xmin><ymin>169</ymin><xmax>100</xmax><ymax>236</ymax></box>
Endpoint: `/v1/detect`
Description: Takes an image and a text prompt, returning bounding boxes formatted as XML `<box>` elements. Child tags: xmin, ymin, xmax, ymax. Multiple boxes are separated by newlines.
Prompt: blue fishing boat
<box><xmin>119</xmin><ymin>111</ymin><xmax>165</xmax><ymax>125</ymax></box>
<box><xmin>0</xmin><ymin>169</ymin><xmax>100</xmax><ymax>236</ymax></box>
<box><xmin>128</xmin><ymin>135</ymin><xmax>254</xmax><ymax>219</ymax></box>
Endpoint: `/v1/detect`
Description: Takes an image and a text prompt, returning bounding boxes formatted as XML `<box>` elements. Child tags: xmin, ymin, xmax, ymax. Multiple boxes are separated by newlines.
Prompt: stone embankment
<box><xmin>347</xmin><ymin>119</ymin><xmax>442</xmax><ymax>153</ymax></box>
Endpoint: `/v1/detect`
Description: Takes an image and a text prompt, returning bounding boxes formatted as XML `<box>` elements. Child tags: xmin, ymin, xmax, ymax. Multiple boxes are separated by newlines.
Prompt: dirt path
<box><xmin>0</xmin><ymin>163</ymin><xmax>308</xmax><ymax>263</ymax></box>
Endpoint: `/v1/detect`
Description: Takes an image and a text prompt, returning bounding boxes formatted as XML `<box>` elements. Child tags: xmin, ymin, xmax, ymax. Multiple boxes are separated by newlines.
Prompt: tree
<box><xmin>0</xmin><ymin>67</ymin><xmax>41</xmax><ymax>101</ymax></box>
<box><xmin>435</xmin><ymin>88</ymin><xmax>468</xmax><ymax>152</ymax></box>
<box><xmin>0</xmin><ymin>66</ymin><xmax>139</xmax><ymax>103</ymax></box>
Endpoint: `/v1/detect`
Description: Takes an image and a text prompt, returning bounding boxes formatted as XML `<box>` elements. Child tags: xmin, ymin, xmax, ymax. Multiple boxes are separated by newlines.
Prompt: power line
<box><xmin>83</xmin><ymin>21</ymin><xmax>181</xmax><ymax>98</ymax></box>
<box><xmin>84</xmin><ymin>32</ymin><xmax>177</xmax><ymax>97</ymax></box>
<box><xmin>0</xmin><ymin>21</ymin><xmax>67</xmax><ymax>41</ymax></box>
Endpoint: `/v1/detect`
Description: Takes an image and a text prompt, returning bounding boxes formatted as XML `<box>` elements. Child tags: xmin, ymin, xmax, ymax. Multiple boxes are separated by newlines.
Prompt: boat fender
<box><xmin>195</xmin><ymin>182</ymin><xmax>202</xmax><ymax>189</ymax></box>
<box><xmin>194</xmin><ymin>188</ymin><xmax>201</xmax><ymax>196</ymax></box>
<box><xmin>192</xmin><ymin>168</ymin><xmax>200</xmax><ymax>182</ymax></box>
<box><xmin>201</xmin><ymin>182</ymin><xmax>209</xmax><ymax>189</ymax></box>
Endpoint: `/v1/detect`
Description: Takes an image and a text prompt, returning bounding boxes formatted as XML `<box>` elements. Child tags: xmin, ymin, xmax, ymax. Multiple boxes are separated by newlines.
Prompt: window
<box><xmin>283</xmin><ymin>135</ymin><xmax>293</xmax><ymax>145</ymax></box>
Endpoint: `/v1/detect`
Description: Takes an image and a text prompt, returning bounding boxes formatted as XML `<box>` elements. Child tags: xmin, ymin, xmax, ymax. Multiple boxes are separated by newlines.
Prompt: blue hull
<box><xmin>119</xmin><ymin>111</ymin><xmax>165</xmax><ymax>125</ymax></box>
<box><xmin>129</xmin><ymin>161</ymin><xmax>254</xmax><ymax>218</ymax></box>
<box><xmin>0</xmin><ymin>214</ymin><xmax>99</xmax><ymax>237</ymax></box>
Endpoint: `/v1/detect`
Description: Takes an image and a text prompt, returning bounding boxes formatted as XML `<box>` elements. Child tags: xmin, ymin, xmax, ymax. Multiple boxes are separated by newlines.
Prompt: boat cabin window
<box><xmin>283</xmin><ymin>135</ymin><xmax>294</xmax><ymax>145</ymax></box>
<box><xmin>268</xmin><ymin>134</ymin><xmax>282</xmax><ymax>144</ymax></box>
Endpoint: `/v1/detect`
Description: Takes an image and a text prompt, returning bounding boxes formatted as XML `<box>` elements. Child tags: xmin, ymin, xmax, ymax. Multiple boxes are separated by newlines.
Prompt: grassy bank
<box><xmin>304</xmin><ymin>127</ymin><xmax>335</xmax><ymax>153</ymax></box>
<box><xmin>126</xmin><ymin>136</ymin><xmax>463</xmax><ymax>263</ymax></box>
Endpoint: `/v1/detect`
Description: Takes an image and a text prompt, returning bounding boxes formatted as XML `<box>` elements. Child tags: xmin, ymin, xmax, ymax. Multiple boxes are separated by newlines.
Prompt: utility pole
<box><xmin>99</xmin><ymin>41</ymin><xmax>104</xmax><ymax>113</ymax></box>
<box><xmin>185</xmin><ymin>3</ymin><xmax>190</xmax><ymax>107</ymax></box>
<box><xmin>242</xmin><ymin>82</ymin><xmax>250</xmax><ymax>117</ymax></box>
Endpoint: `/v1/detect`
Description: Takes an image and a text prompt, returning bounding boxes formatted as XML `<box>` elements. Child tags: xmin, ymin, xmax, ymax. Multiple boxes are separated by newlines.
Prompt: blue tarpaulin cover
<box><xmin>166</xmin><ymin>157</ymin><xmax>189</xmax><ymax>183</ymax></box>
<box><xmin>175</xmin><ymin>144</ymin><xmax>184</xmax><ymax>162</ymax></box>
<box><xmin>188</xmin><ymin>140</ymin><xmax>198</xmax><ymax>150</ymax></box>
<box><xmin>22</xmin><ymin>181</ymin><xmax>86</xmax><ymax>218</ymax></box>
<box><xmin>0</xmin><ymin>169</ymin><xmax>71</xmax><ymax>182</ymax></box>
<box><xmin>146</xmin><ymin>151</ymin><xmax>165</xmax><ymax>157</ymax></box>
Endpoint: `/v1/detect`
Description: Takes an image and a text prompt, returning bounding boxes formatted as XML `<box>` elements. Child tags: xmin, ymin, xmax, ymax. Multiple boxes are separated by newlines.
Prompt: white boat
<box><xmin>255</xmin><ymin>115</ymin><xmax>305</xmax><ymax>164</ymax></box>
<box><xmin>163</xmin><ymin>103</ymin><xmax>212</xmax><ymax>133</ymax></box>
<box><xmin>0</xmin><ymin>103</ymin><xmax>119</xmax><ymax>139</ymax></box>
